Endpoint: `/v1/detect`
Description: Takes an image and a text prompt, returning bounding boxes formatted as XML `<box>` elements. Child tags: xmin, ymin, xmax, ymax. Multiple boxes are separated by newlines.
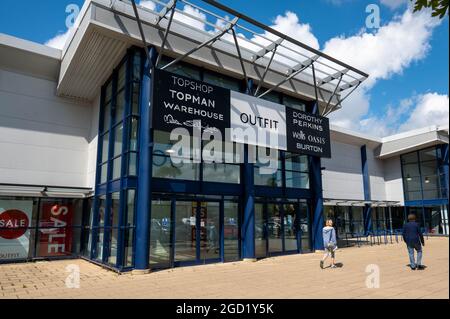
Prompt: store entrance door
<box><xmin>173</xmin><ymin>200</ymin><xmax>221</xmax><ymax>266</ymax></box>
<box><xmin>255</xmin><ymin>200</ymin><xmax>310</xmax><ymax>258</ymax></box>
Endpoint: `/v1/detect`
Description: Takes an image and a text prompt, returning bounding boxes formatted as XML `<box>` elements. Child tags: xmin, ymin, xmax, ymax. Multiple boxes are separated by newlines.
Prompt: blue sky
<box><xmin>0</xmin><ymin>0</ymin><xmax>448</xmax><ymax>136</ymax></box>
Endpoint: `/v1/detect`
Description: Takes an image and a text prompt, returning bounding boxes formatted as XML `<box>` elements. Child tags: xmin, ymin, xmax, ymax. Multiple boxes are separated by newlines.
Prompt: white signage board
<box><xmin>230</xmin><ymin>91</ymin><xmax>287</xmax><ymax>150</ymax></box>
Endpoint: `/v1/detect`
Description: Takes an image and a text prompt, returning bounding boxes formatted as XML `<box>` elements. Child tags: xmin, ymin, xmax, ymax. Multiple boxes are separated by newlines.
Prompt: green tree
<box><xmin>410</xmin><ymin>0</ymin><xmax>449</xmax><ymax>19</ymax></box>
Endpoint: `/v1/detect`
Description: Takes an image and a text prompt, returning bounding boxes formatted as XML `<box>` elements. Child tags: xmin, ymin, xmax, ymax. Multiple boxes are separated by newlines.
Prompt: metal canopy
<box><xmin>127</xmin><ymin>0</ymin><xmax>369</xmax><ymax>116</ymax></box>
<box><xmin>324</xmin><ymin>198</ymin><xmax>401</xmax><ymax>207</ymax></box>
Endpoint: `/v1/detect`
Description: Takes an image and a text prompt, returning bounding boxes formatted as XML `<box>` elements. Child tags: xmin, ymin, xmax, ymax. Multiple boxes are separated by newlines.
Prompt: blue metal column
<box><xmin>134</xmin><ymin>47</ymin><xmax>157</xmax><ymax>272</ymax></box>
<box><xmin>361</xmin><ymin>145</ymin><xmax>372</xmax><ymax>235</ymax></box>
<box><xmin>241</xmin><ymin>79</ymin><xmax>256</xmax><ymax>260</ymax></box>
<box><xmin>440</xmin><ymin>144</ymin><xmax>449</xmax><ymax>200</ymax></box>
<box><xmin>310</xmin><ymin>102</ymin><xmax>324</xmax><ymax>251</ymax></box>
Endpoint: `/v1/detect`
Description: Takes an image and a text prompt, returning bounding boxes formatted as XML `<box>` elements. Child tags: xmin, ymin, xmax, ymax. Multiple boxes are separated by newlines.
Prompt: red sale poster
<box><xmin>38</xmin><ymin>203</ymin><xmax>73</xmax><ymax>257</ymax></box>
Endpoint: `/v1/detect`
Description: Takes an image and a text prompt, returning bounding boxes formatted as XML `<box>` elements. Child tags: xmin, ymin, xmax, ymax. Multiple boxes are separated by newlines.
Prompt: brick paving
<box><xmin>0</xmin><ymin>237</ymin><xmax>448</xmax><ymax>299</ymax></box>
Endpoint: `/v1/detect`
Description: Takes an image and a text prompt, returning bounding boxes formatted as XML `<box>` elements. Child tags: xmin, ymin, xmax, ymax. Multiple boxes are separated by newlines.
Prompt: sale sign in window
<box><xmin>0</xmin><ymin>200</ymin><xmax>33</xmax><ymax>261</ymax></box>
<box><xmin>38</xmin><ymin>203</ymin><xmax>73</xmax><ymax>257</ymax></box>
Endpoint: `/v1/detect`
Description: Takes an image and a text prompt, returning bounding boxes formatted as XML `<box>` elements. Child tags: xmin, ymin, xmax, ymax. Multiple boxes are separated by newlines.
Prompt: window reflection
<box><xmin>224</xmin><ymin>202</ymin><xmax>239</xmax><ymax>261</ymax></box>
<box><xmin>401</xmin><ymin>147</ymin><xmax>444</xmax><ymax>201</ymax></box>
<box><xmin>152</xmin><ymin>130</ymin><xmax>200</xmax><ymax>181</ymax></box>
<box><xmin>150</xmin><ymin>200</ymin><xmax>172</xmax><ymax>267</ymax></box>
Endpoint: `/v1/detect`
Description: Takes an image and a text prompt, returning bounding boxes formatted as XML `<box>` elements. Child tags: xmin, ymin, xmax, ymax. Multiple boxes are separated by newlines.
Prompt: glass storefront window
<box><xmin>36</xmin><ymin>199</ymin><xmax>83</xmax><ymax>258</ymax></box>
<box><xmin>401</xmin><ymin>152</ymin><xmax>419</xmax><ymax>164</ymax></box>
<box><xmin>260</xmin><ymin>91</ymin><xmax>281</xmax><ymax>104</ymax></box>
<box><xmin>267</xmin><ymin>203</ymin><xmax>282</xmax><ymax>254</ymax></box>
<box><xmin>285</xmin><ymin>153</ymin><xmax>308</xmax><ymax>172</ymax></box>
<box><xmin>419</xmin><ymin>148</ymin><xmax>437</xmax><ymax>162</ymax></box>
<box><xmin>103</xmin><ymin>102</ymin><xmax>111</xmax><ymax>132</ymax></box>
<box><xmin>254</xmin><ymin>167</ymin><xmax>282</xmax><ymax>187</ymax></box>
<box><xmin>283</xmin><ymin>95</ymin><xmax>306</xmax><ymax>112</ymax></box>
<box><xmin>113</xmin><ymin>124</ymin><xmax>123</xmax><ymax>157</ymax></box>
<box><xmin>107</xmin><ymin>192</ymin><xmax>120</xmax><ymax>265</ymax></box>
<box><xmin>152</xmin><ymin>130</ymin><xmax>200</xmax><ymax>181</ymax></box>
<box><xmin>121</xmin><ymin>191</ymin><xmax>133</xmax><ymax>265</ymax></box>
<box><xmin>423</xmin><ymin>206</ymin><xmax>444</xmax><ymax>234</ymax></box>
<box><xmin>81</xmin><ymin>198</ymin><xmax>94</xmax><ymax>258</ymax></box>
<box><xmin>285</xmin><ymin>171</ymin><xmax>309</xmax><ymax>189</ymax></box>
<box><xmin>128</xmin><ymin>152</ymin><xmax>138</xmax><ymax>176</ymax></box>
<box><xmin>351</xmin><ymin>207</ymin><xmax>364</xmax><ymax>234</ymax></box>
<box><xmin>100</xmin><ymin>163</ymin><xmax>108</xmax><ymax>185</ymax></box>
<box><xmin>105</xmin><ymin>81</ymin><xmax>112</xmax><ymax>104</ymax></box>
<box><xmin>203</xmin><ymin>163</ymin><xmax>240</xmax><ymax>184</ymax></box>
<box><xmin>298</xmin><ymin>202</ymin><xmax>310</xmax><ymax>252</ymax></box>
<box><xmin>163</xmin><ymin>61</ymin><xmax>201</xmax><ymax>80</ymax></box>
<box><xmin>150</xmin><ymin>200</ymin><xmax>172</xmax><ymax>268</ymax></box>
<box><xmin>132</xmin><ymin>53</ymin><xmax>142</xmax><ymax>82</ymax></box>
<box><xmin>114</xmin><ymin>91</ymin><xmax>126</xmax><ymax>124</ymax></box>
<box><xmin>174</xmin><ymin>201</ymin><xmax>197</xmax><ymax>262</ymax></box>
<box><xmin>117</xmin><ymin>64</ymin><xmax>126</xmax><ymax>92</ymax></box>
<box><xmin>0</xmin><ymin>198</ymin><xmax>37</xmax><ymax>261</ymax></box>
<box><xmin>129</xmin><ymin>117</ymin><xmax>138</xmax><ymax>151</ymax></box>
<box><xmin>202</xmin><ymin>140</ymin><xmax>241</xmax><ymax>184</ymax></box>
<box><xmin>401</xmin><ymin>147</ymin><xmax>445</xmax><ymax>201</ymax></box>
<box><xmin>372</xmin><ymin>207</ymin><xmax>387</xmax><ymax>232</ymax></box>
<box><xmin>254</xmin><ymin>148</ymin><xmax>282</xmax><ymax>187</ymax></box>
<box><xmin>200</xmin><ymin>202</ymin><xmax>220</xmax><ymax>261</ymax></box>
<box><xmin>102</xmin><ymin>132</ymin><xmax>109</xmax><ymax>163</ymax></box>
<box><xmin>153</xmin><ymin>157</ymin><xmax>199</xmax><ymax>180</ymax></box>
<box><xmin>283</xmin><ymin>204</ymin><xmax>297</xmax><ymax>251</ymax></box>
<box><xmin>224</xmin><ymin>202</ymin><xmax>239</xmax><ymax>262</ymax></box>
<box><xmin>255</xmin><ymin>203</ymin><xmax>266</xmax><ymax>258</ymax></box>
<box><xmin>94</xmin><ymin>49</ymin><xmax>143</xmax><ymax>268</ymax></box>
<box><xmin>131</xmin><ymin>83</ymin><xmax>140</xmax><ymax>115</ymax></box>
<box><xmin>112</xmin><ymin>157</ymin><xmax>122</xmax><ymax>180</ymax></box>
<box><xmin>203</xmin><ymin>71</ymin><xmax>240</xmax><ymax>91</ymax></box>
<box><xmin>98</xmin><ymin>196</ymin><xmax>106</xmax><ymax>228</ymax></box>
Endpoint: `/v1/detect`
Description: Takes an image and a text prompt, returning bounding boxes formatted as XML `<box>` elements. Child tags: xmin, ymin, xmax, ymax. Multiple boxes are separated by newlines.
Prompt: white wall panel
<box><xmin>384</xmin><ymin>156</ymin><xmax>405</xmax><ymax>205</ymax></box>
<box><xmin>86</xmin><ymin>94</ymin><xmax>100</xmax><ymax>188</ymax></box>
<box><xmin>0</xmin><ymin>69</ymin><xmax>93</xmax><ymax>188</ymax></box>
<box><xmin>322</xmin><ymin>141</ymin><xmax>365</xmax><ymax>200</ymax></box>
<box><xmin>367</xmin><ymin>146</ymin><xmax>387</xmax><ymax>201</ymax></box>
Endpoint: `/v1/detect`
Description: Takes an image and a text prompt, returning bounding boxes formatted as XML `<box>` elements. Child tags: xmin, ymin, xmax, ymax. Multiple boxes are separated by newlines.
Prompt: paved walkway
<box><xmin>0</xmin><ymin>237</ymin><xmax>448</xmax><ymax>299</ymax></box>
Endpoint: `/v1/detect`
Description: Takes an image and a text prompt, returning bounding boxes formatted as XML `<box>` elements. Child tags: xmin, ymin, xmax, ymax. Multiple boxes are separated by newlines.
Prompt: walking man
<box><xmin>402</xmin><ymin>214</ymin><xmax>425</xmax><ymax>270</ymax></box>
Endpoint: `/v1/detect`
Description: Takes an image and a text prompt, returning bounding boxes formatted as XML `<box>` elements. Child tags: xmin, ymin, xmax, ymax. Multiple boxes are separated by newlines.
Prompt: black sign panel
<box><xmin>152</xmin><ymin>69</ymin><xmax>230</xmax><ymax>135</ymax></box>
<box><xmin>286</xmin><ymin>108</ymin><xmax>331</xmax><ymax>158</ymax></box>
<box><xmin>152</xmin><ymin>68</ymin><xmax>331</xmax><ymax>158</ymax></box>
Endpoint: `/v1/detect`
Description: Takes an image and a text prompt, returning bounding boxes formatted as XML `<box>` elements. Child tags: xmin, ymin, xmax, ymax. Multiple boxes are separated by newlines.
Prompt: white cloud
<box><xmin>139</xmin><ymin>0</ymin><xmax>156</xmax><ymax>11</ymax></box>
<box><xmin>354</xmin><ymin>93</ymin><xmax>449</xmax><ymax>136</ymax></box>
<box><xmin>269</xmin><ymin>12</ymin><xmax>319</xmax><ymax>50</ymax></box>
<box><xmin>326</xmin><ymin>0</ymin><xmax>356</xmax><ymax>6</ymax></box>
<box><xmin>399</xmin><ymin>93</ymin><xmax>449</xmax><ymax>131</ymax></box>
<box><xmin>45</xmin><ymin>29</ymin><xmax>71</xmax><ymax>50</ymax></box>
<box><xmin>174</xmin><ymin>4</ymin><xmax>207</xmax><ymax>31</ymax></box>
<box><xmin>324</xmin><ymin>9</ymin><xmax>439</xmax><ymax>87</ymax></box>
<box><xmin>322</xmin><ymin>8</ymin><xmax>442</xmax><ymax>136</ymax></box>
<box><xmin>380</xmin><ymin>0</ymin><xmax>408</xmax><ymax>10</ymax></box>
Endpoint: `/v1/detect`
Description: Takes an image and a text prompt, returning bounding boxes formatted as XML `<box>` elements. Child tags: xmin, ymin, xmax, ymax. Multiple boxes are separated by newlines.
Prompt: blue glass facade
<box><xmin>89</xmin><ymin>48</ymin><xmax>449</xmax><ymax>271</ymax></box>
<box><xmin>91</xmin><ymin>48</ymin><xmax>320</xmax><ymax>271</ymax></box>
<box><xmin>401</xmin><ymin>145</ymin><xmax>449</xmax><ymax>235</ymax></box>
